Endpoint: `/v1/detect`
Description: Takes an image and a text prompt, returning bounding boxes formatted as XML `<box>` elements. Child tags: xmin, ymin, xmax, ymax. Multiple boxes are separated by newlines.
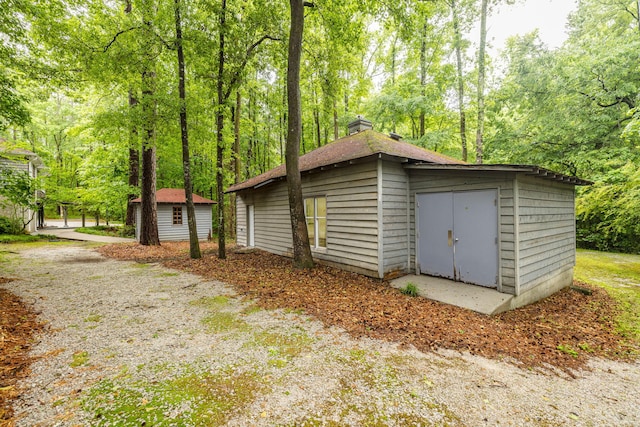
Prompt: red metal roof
<box><xmin>131</xmin><ymin>188</ymin><xmax>215</xmax><ymax>204</ymax></box>
<box><xmin>226</xmin><ymin>130</ymin><xmax>464</xmax><ymax>193</ymax></box>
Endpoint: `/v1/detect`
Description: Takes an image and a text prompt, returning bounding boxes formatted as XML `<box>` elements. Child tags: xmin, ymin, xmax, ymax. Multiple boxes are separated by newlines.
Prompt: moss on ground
<box><xmin>82</xmin><ymin>365</ymin><xmax>266</xmax><ymax>426</ymax></box>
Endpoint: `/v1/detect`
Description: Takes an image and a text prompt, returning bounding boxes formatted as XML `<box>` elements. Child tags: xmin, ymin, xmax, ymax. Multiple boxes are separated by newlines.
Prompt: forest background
<box><xmin>1</xmin><ymin>0</ymin><xmax>639</xmax><ymax>253</ymax></box>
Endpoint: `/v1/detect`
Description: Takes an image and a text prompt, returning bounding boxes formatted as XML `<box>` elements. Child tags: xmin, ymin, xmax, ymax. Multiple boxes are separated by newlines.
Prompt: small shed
<box><xmin>131</xmin><ymin>188</ymin><xmax>214</xmax><ymax>242</ymax></box>
<box><xmin>226</xmin><ymin>118</ymin><xmax>590</xmax><ymax>309</ymax></box>
<box><xmin>0</xmin><ymin>144</ymin><xmax>44</xmax><ymax>233</ymax></box>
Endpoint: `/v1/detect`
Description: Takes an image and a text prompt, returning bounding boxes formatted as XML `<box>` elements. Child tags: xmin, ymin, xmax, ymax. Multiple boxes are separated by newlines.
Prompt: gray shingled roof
<box><xmin>226</xmin><ymin>130</ymin><xmax>464</xmax><ymax>193</ymax></box>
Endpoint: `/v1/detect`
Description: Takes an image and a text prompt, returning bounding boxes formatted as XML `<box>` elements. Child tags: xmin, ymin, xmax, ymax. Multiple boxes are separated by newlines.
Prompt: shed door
<box><xmin>417</xmin><ymin>190</ymin><xmax>498</xmax><ymax>287</ymax></box>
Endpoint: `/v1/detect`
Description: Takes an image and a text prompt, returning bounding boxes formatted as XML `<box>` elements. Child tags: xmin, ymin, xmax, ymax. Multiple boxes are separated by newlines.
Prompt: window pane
<box><xmin>173</xmin><ymin>206</ymin><xmax>183</xmax><ymax>225</ymax></box>
<box><xmin>306</xmin><ymin>217</ymin><xmax>315</xmax><ymax>243</ymax></box>
<box><xmin>317</xmin><ymin>197</ymin><xmax>326</xmax><ymax>217</ymax></box>
<box><xmin>318</xmin><ymin>218</ymin><xmax>326</xmax><ymax>247</ymax></box>
<box><xmin>305</xmin><ymin>198</ymin><xmax>315</xmax><ymax>217</ymax></box>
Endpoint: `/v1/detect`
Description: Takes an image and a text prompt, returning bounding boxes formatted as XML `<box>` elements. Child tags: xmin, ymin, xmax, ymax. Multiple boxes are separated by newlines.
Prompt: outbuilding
<box><xmin>0</xmin><ymin>144</ymin><xmax>44</xmax><ymax>233</ymax></box>
<box><xmin>226</xmin><ymin>118</ymin><xmax>590</xmax><ymax>309</ymax></box>
<box><xmin>131</xmin><ymin>188</ymin><xmax>214</xmax><ymax>242</ymax></box>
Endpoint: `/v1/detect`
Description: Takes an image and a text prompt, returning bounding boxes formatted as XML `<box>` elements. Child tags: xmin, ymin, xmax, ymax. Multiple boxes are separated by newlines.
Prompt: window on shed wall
<box><xmin>304</xmin><ymin>196</ymin><xmax>326</xmax><ymax>248</ymax></box>
<box><xmin>172</xmin><ymin>206</ymin><xmax>183</xmax><ymax>225</ymax></box>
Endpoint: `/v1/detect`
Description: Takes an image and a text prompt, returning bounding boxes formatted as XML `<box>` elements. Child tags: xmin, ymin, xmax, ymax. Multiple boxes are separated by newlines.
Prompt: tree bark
<box><xmin>124</xmin><ymin>1</ymin><xmax>138</xmax><ymax>228</ymax></box>
<box><xmin>475</xmin><ymin>0</ymin><xmax>488</xmax><ymax>164</ymax></box>
<box><xmin>139</xmin><ymin>66</ymin><xmax>159</xmax><ymax>246</ymax></box>
<box><xmin>216</xmin><ymin>0</ymin><xmax>227</xmax><ymax>259</ymax></box>
<box><xmin>233</xmin><ymin>90</ymin><xmax>242</xmax><ymax>184</ymax></box>
<box><xmin>175</xmin><ymin>0</ymin><xmax>201</xmax><ymax>259</ymax></box>
<box><xmin>419</xmin><ymin>21</ymin><xmax>427</xmax><ymax>138</ymax></box>
<box><xmin>333</xmin><ymin>99</ymin><xmax>339</xmax><ymax>140</ymax></box>
<box><xmin>286</xmin><ymin>0</ymin><xmax>313</xmax><ymax>269</ymax></box>
<box><xmin>229</xmin><ymin>89</ymin><xmax>242</xmax><ymax>240</ymax></box>
<box><xmin>314</xmin><ymin>105</ymin><xmax>321</xmax><ymax>148</ymax></box>
<box><xmin>138</xmin><ymin>2</ymin><xmax>159</xmax><ymax>246</ymax></box>
<box><xmin>125</xmin><ymin>90</ymin><xmax>139</xmax><ymax>227</ymax></box>
<box><xmin>451</xmin><ymin>0</ymin><xmax>468</xmax><ymax>162</ymax></box>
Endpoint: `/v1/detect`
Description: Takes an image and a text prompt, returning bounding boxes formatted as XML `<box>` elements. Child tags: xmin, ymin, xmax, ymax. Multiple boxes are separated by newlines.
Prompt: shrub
<box><xmin>0</xmin><ymin>216</ymin><xmax>21</xmax><ymax>234</ymax></box>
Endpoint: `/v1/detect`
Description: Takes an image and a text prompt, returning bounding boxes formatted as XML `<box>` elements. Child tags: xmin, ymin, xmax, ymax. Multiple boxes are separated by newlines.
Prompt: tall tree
<box><xmin>175</xmin><ymin>0</ymin><xmax>201</xmax><ymax>259</ymax></box>
<box><xmin>139</xmin><ymin>2</ymin><xmax>160</xmax><ymax>246</ymax></box>
<box><xmin>450</xmin><ymin>0</ymin><xmax>468</xmax><ymax>161</ymax></box>
<box><xmin>125</xmin><ymin>90</ymin><xmax>139</xmax><ymax>227</ymax></box>
<box><xmin>125</xmin><ymin>0</ymin><xmax>139</xmax><ymax>227</ymax></box>
<box><xmin>475</xmin><ymin>0</ymin><xmax>488</xmax><ymax>164</ymax></box>
<box><xmin>215</xmin><ymin>0</ymin><xmax>228</xmax><ymax>259</ymax></box>
<box><xmin>286</xmin><ymin>0</ymin><xmax>314</xmax><ymax>268</ymax></box>
<box><xmin>211</xmin><ymin>0</ymin><xmax>280</xmax><ymax>259</ymax></box>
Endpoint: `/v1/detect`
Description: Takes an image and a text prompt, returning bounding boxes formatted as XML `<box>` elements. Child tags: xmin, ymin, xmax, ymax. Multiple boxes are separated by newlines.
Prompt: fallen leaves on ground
<box><xmin>98</xmin><ymin>242</ymin><xmax>638</xmax><ymax>374</ymax></box>
<box><xmin>0</xmin><ymin>280</ymin><xmax>44</xmax><ymax>427</ymax></box>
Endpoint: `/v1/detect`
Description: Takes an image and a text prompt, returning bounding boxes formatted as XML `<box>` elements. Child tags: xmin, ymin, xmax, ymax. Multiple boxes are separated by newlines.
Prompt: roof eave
<box><xmin>405</xmin><ymin>163</ymin><xmax>592</xmax><ymax>186</ymax></box>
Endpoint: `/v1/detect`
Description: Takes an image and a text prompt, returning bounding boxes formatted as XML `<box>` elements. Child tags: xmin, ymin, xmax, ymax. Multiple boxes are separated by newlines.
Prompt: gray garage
<box><xmin>227</xmin><ymin>118</ymin><xmax>590</xmax><ymax>310</ymax></box>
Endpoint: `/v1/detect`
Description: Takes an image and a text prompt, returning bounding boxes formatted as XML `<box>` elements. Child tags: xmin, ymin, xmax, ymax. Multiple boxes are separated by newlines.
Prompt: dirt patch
<box><xmin>98</xmin><ymin>242</ymin><xmax>638</xmax><ymax>373</ymax></box>
<box><xmin>0</xmin><ymin>282</ymin><xmax>44</xmax><ymax>427</ymax></box>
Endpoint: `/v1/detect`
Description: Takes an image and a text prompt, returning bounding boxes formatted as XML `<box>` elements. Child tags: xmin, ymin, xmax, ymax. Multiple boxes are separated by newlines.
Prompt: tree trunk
<box><xmin>286</xmin><ymin>0</ymin><xmax>313</xmax><ymax>269</ymax></box>
<box><xmin>451</xmin><ymin>0</ymin><xmax>468</xmax><ymax>162</ymax></box>
<box><xmin>234</xmin><ymin>90</ymin><xmax>242</xmax><ymax>184</ymax></box>
<box><xmin>229</xmin><ymin>89</ymin><xmax>241</xmax><ymax>240</ymax></box>
<box><xmin>419</xmin><ymin>21</ymin><xmax>427</xmax><ymax>138</ymax></box>
<box><xmin>391</xmin><ymin>35</ymin><xmax>398</xmax><ymax>133</ymax></box>
<box><xmin>125</xmin><ymin>90</ymin><xmax>139</xmax><ymax>227</ymax></box>
<box><xmin>314</xmin><ymin>105</ymin><xmax>321</xmax><ymax>148</ymax></box>
<box><xmin>139</xmin><ymin>4</ymin><xmax>159</xmax><ymax>246</ymax></box>
<box><xmin>124</xmin><ymin>1</ymin><xmax>138</xmax><ymax>228</ymax></box>
<box><xmin>216</xmin><ymin>0</ymin><xmax>227</xmax><ymax>260</ymax></box>
<box><xmin>637</xmin><ymin>0</ymin><xmax>640</xmax><ymax>34</ymax></box>
<box><xmin>475</xmin><ymin>0</ymin><xmax>488</xmax><ymax>164</ymax></box>
<box><xmin>333</xmin><ymin>99</ymin><xmax>339</xmax><ymax>140</ymax></box>
<box><xmin>175</xmin><ymin>0</ymin><xmax>201</xmax><ymax>259</ymax></box>
<box><xmin>139</xmin><ymin>69</ymin><xmax>159</xmax><ymax>246</ymax></box>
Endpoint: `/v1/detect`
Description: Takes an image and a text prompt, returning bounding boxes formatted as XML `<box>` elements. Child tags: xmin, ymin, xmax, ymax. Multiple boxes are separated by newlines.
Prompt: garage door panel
<box><xmin>417</xmin><ymin>193</ymin><xmax>454</xmax><ymax>279</ymax></box>
<box><xmin>417</xmin><ymin>190</ymin><xmax>498</xmax><ymax>288</ymax></box>
<box><xmin>453</xmin><ymin>190</ymin><xmax>498</xmax><ymax>287</ymax></box>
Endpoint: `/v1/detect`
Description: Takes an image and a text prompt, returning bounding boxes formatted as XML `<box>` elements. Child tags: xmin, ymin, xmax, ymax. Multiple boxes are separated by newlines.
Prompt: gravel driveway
<box><xmin>3</xmin><ymin>243</ymin><xmax>639</xmax><ymax>426</ymax></box>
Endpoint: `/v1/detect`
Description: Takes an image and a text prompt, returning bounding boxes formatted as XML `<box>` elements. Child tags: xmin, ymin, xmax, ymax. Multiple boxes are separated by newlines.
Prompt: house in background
<box><xmin>131</xmin><ymin>188</ymin><xmax>215</xmax><ymax>242</ymax></box>
<box><xmin>226</xmin><ymin>118</ymin><xmax>590</xmax><ymax>310</ymax></box>
<box><xmin>0</xmin><ymin>144</ymin><xmax>44</xmax><ymax>233</ymax></box>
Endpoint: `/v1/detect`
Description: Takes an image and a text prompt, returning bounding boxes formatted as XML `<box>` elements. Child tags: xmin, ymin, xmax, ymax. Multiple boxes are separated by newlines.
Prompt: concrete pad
<box><xmin>390</xmin><ymin>275</ymin><xmax>513</xmax><ymax>316</ymax></box>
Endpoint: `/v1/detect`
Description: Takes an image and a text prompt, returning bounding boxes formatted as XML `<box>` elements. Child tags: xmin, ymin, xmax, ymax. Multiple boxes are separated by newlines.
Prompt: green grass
<box><xmin>400</xmin><ymin>282</ymin><xmax>418</xmax><ymax>297</ymax></box>
<box><xmin>76</xmin><ymin>225</ymin><xmax>134</xmax><ymax>238</ymax></box>
<box><xmin>0</xmin><ymin>233</ymin><xmax>58</xmax><ymax>244</ymax></box>
<box><xmin>248</xmin><ymin>330</ymin><xmax>314</xmax><ymax>367</ymax></box>
<box><xmin>575</xmin><ymin>250</ymin><xmax>640</xmax><ymax>341</ymax></box>
<box><xmin>82</xmin><ymin>365</ymin><xmax>266</xmax><ymax>426</ymax></box>
<box><xmin>70</xmin><ymin>351</ymin><xmax>90</xmax><ymax>368</ymax></box>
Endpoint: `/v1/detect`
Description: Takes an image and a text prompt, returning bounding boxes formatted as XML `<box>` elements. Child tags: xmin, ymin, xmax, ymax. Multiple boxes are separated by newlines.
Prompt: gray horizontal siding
<box><xmin>382</xmin><ymin>161</ymin><xmax>409</xmax><ymax>276</ymax></box>
<box><xmin>517</xmin><ymin>176</ymin><xmax>576</xmax><ymax>292</ymax></box>
<box><xmin>408</xmin><ymin>170</ymin><xmax>516</xmax><ymax>294</ymax></box>
<box><xmin>236</xmin><ymin>161</ymin><xmax>380</xmax><ymax>277</ymax></box>
<box><xmin>155</xmin><ymin>204</ymin><xmax>212</xmax><ymax>241</ymax></box>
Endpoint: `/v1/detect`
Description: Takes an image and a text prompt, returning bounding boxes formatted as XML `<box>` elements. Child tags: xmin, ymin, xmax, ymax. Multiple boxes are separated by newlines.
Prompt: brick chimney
<box><xmin>347</xmin><ymin>116</ymin><xmax>373</xmax><ymax>134</ymax></box>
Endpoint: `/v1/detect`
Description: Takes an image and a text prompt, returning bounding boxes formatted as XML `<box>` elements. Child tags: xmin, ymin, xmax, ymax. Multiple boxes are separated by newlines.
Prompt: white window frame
<box><xmin>304</xmin><ymin>196</ymin><xmax>326</xmax><ymax>249</ymax></box>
